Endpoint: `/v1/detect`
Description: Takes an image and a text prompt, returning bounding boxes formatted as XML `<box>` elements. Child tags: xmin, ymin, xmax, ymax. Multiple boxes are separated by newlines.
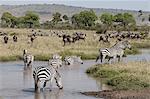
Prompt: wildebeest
<box><xmin>99</xmin><ymin>34</ymin><xmax>109</xmax><ymax>43</ymax></box>
<box><xmin>13</xmin><ymin>35</ymin><xmax>18</xmax><ymax>42</ymax></box>
<box><xmin>62</xmin><ymin>34</ymin><xmax>73</xmax><ymax>46</ymax></box>
<box><xmin>72</xmin><ymin>32</ymin><xmax>86</xmax><ymax>42</ymax></box>
<box><xmin>4</xmin><ymin>35</ymin><xmax>9</xmax><ymax>44</ymax></box>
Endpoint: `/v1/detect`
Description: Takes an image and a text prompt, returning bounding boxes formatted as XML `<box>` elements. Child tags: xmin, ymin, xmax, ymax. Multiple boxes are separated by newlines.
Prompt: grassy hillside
<box><xmin>0</xmin><ymin>4</ymin><xmax>149</xmax><ymax>24</ymax></box>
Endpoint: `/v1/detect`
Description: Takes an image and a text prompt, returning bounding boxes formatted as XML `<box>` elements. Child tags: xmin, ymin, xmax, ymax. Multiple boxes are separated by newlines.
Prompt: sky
<box><xmin>0</xmin><ymin>0</ymin><xmax>150</xmax><ymax>11</ymax></box>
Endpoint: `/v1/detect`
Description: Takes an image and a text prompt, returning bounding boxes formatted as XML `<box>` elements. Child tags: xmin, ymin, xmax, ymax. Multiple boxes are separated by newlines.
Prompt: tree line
<box><xmin>1</xmin><ymin>10</ymin><xmax>149</xmax><ymax>31</ymax></box>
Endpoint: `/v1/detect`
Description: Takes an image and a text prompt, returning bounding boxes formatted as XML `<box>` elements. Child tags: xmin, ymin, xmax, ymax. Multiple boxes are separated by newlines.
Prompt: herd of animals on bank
<box><xmin>0</xmin><ymin>29</ymin><xmax>147</xmax><ymax>92</ymax></box>
<box><xmin>1</xmin><ymin>29</ymin><xmax>148</xmax><ymax>46</ymax></box>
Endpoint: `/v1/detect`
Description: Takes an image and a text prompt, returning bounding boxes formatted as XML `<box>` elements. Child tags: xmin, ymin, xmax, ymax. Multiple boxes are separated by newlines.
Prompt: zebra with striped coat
<box><xmin>52</xmin><ymin>54</ymin><xmax>62</xmax><ymax>60</ymax></box>
<box><xmin>64</xmin><ymin>56</ymin><xmax>83</xmax><ymax>65</ymax></box>
<box><xmin>23</xmin><ymin>49</ymin><xmax>34</xmax><ymax>67</ymax></box>
<box><xmin>33</xmin><ymin>66</ymin><xmax>63</xmax><ymax>92</ymax></box>
<box><xmin>96</xmin><ymin>40</ymin><xmax>131</xmax><ymax>63</ymax></box>
<box><xmin>48</xmin><ymin>54</ymin><xmax>63</xmax><ymax>69</ymax></box>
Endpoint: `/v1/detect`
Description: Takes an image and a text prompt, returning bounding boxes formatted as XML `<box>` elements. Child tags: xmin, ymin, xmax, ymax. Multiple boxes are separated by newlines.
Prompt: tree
<box><xmin>71</xmin><ymin>10</ymin><xmax>97</xmax><ymax>28</ymax></box>
<box><xmin>1</xmin><ymin>12</ymin><xmax>13</xmax><ymax>27</ymax></box>
<box><xmin>24</xmin><ymin>11</ymin><xmax>40</xmax><ymax>28</ymax></box>
<box><xmin>114</xmin><ymin>13</ymin><xmax>135</xmax><ymax>31</ymax></box>
<box><xmin>52</xmin><ymin>12</ymin><xmax>62</xmax><ymax>24</ymax></box>
<box><xmin>62</xmin><ymin>15</ymin><xmax>69</xmax><ymax>21</ymax></box>
<box><xmin>71</xmin><ymin>14</ymin><xmax>81</xmax><ymax>27</ymax></box>
<box><xmin>100</xmin><ymin>13</ymin><xmax>114</xmax><ymax>26</ymax></box>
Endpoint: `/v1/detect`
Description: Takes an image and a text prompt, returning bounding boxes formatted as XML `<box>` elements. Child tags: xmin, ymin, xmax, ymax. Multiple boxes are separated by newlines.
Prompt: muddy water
<box><xmin>0</xmin><ymin>49</ymin><xmax>150</xmax><ymax>99</ymax></box>
<box><xmin>0</xmin><ymin>61</ymin><xmax>103</xmax><ymax>99</ymax></box>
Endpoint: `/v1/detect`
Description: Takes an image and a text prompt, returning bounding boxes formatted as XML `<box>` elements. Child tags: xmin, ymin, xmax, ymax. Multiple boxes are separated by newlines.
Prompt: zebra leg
<box><xmin>24</xmin><ymin>62</ymin><xmax>27</xmax><ymax>67</ymax></box>
<box><xmin>35</xmin><ymin>81</ymin><xmax>40</xmax><ymax>92</ymax></box>
<box><xmin>95</xmin><ymin>55</ymin><xmax>99</xmax><ymax>62</ymax></box>
<box><xmin>49</xmin><ymin>77</ymin><xmax>54</xmax><ymax>91</ymax></box>
<box><xmin>118</xmin><ymin>54</ymin><xmax>123</xmax><ymax>62</ymax></box>
<box><xmin>108</xmin><ymin>57</ymin><xmax>111</xmax><ymax>63</ymax></box>
<box><xmin>101</xmin><ymin>55</ymin><xmax>106</xmax><ymax>63</ymax></box>
<box><xmin>113</xmin><ymin>55</ymin><xmax>117</xmax><ymax>63</ymax></box>
<box><xmin>41</xmin><ymin>81</ymin><xmax>47</xmax><ymax>91</ymax></box>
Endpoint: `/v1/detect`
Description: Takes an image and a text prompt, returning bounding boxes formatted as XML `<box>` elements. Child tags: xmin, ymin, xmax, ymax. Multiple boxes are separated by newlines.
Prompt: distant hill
<box><xmin>0</xmin><ymin>4</ymin><xmax>149</xmax><ymax>25</ymax></box>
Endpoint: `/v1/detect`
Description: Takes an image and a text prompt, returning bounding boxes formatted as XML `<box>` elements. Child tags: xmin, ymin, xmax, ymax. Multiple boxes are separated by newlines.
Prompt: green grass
<box><xmin>107</xmin><ymin>74</ymin><xmax>149</xmax><ymax>90</ymax></box>
<box><xmin>86</xmin><ymin>62</ymin><xmax>150</xmax><ymax>90</ymax></box>
<box><xmin>0</xmin><ymin>50</ymin><xmax>97</xmax><ymax>62</ymax></box>
<box><xmin>125</xmin><ymin>47</ymin><xmax>140</xmax><ymax>55</ymax></box>
<box><xmin>0</xmin><ymin>55</ymin><xmax>21</xmax><ymax>62</ymax></box>
<box><xmin>131</xmin><ymin>40</ymin><xmax>150</xmax><ymax>48</ymax></box>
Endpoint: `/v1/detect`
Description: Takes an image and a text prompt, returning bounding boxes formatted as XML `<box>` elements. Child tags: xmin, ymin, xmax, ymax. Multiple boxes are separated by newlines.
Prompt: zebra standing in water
<box><xmin>96</xmin><ymin>40</ymin><xmax>131</xmax><ymax>63</ymax></box>
<box><xmin>33</xmin><ymin>66</ymin><xmax>63</xmax><ymax>92</ymax></box>
<box><xmin>64</xmin><ymin>56</ymin><xmax>83</xmax><ymax>65</ymax></box>
<box><xmin>23</xmin><ymin>49</ymin><xmax>34</xmax><ymax>67</ymax></box>
<box><xmin>48</xmin><ymin>54</ymin><xmax>63</xmax><ymax>69</ymax></box>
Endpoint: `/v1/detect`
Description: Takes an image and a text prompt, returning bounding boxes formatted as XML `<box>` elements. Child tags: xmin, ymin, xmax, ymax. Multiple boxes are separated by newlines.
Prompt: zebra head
<box><xmin>23</xmin><ymin>49</ymin><xmax>27</xmax><ymax>55</ymax></box>
<box><xmin>52</xmin><ymin>54</ymin><xmax>62</xmax><ymax>60</ymax></box>
<box><xmin>74</xmin><ymin>56</ymin><xmax>83</xmax><ymax>64</ymax></box>
<box><xmin>55</xmin><ymin>70</ymin><xmax>63</xmax><ymax>89</ymax></box>
<box><xmin>123</xmin><ymin>40</ymin><xmax>131</xmax><ymax>50</ymax></box>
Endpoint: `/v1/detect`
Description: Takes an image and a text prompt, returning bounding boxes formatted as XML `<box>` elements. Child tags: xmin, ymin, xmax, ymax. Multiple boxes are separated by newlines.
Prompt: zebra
<box><xmin>52</xmin><ymin>54</ymin><xmax>62</xmax><ymax>60</ymax></box>
<box><xmin>23</xmin><ymin>49</ymin><xmax>34</xmax><ymax>67</ymax></box>
<box><xmin>48</xmin><ymin>54</ymin><xmax>63</xmax><ymax>69</ymax></box>
<box><xmin>96</xmin><ymin>40</ymin><xmax>131</xmax><ymax>63</ymax></box>
<box><xmin>33</xmin><ymin>66</ymin><xmax>63</xmax><ymax>92</ymax></box>
<box><xmin>48</xmin><ymin>59</ymin><xmax>63</xmax><ymax>69</ymax></box>
<box><xmin>64</xmin><ymin>56</ymin><xmax>83</xmax><ymax>65</ymax></box>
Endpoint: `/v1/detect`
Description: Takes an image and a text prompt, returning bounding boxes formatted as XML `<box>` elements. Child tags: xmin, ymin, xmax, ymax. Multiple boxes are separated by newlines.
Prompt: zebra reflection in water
<box><xmin>23</xmin><ymin>66</ymin><xmax>33</xmax><ymax>87</ymax></box>
<box><xmin>96</xmin><ymin>40</ymin><xmax>131</xmax><ymax>63</ymax></box>
<box><xmin>34</xmin><ymin>90</ymin><xmax>62</xmax><ymax>99</ymax></box>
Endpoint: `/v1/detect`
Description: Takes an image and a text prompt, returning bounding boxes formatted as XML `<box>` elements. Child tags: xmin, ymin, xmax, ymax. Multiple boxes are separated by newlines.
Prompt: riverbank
<box><xmin>81</xmin><ymin>88</ymin><xmax>150</xmax><ymax>99</ymax></box>
<box><xmin>85</xmin><ymin>61</ymin><xmax>150</xmax><ymax>98</ymax></box>
<box><xmin>87</xmin><ymin>62</ymin><xmax>150</xmax><ymax>90</ymax></box>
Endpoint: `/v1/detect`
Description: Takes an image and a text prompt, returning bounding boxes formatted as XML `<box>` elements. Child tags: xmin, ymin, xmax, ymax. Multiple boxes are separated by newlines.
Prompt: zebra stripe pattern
<box><xmin>52</xmin><ymin>54</ymin><xmax>62</xmax><ymax>60</ymax></box>
<box><xmin>23</xmin><ymin>49</ymin><xmax>34</xmax><ymax>67</ymax></box>
<box><xmin>49</xmin><ymin>59</ymin><xmax>62</xmax><ymax>69</ymax></box>
<box><xmin>49</xmin><ymin>54</ymin><xmax>62</xmax><ymax>69</ymax></box>
<box><xmin>64</xmin><ymin>56</ymin><xmax>83</xmax><ymax>65</ymax></box>
<box><xmin>96</xmin><ymin>40</ymin><xmax>131</xmax><ymax>63</ymax></box>
<box><xmin>33</xmin><ymin>66</ymin><xmax>63</xmax><ymax>92</ymax></box>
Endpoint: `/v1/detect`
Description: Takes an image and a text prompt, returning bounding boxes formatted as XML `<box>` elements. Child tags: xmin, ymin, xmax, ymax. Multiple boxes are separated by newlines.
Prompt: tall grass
<box><xmin>87</xmin><ymin>62</ymin><xmax>150</xmax><ymax>90</ymax></box>
<box><xmin>0</xmin><ymin>28</ymin><xmax>140</xmax><ymax>61</ymax></box>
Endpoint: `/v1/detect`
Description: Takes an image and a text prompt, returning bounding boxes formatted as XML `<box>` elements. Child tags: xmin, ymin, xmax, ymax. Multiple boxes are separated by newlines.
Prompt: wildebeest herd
<box><xmin>1</xmin><ymin>29</ymin><xmax>147</xmax><ymax>92</ymax></box>
<box><xmin>1</xmin><ymin>30</ymin><xmax>87</xmax><ymax>46</ymax></box>
<box><xmin>97</xmin><ymin>31</ymin><xmax>148</xmax><ymax>43</ymax></box>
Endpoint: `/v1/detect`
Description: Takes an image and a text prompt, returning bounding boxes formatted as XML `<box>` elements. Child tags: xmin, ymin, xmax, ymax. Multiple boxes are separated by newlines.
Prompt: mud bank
<box><xmin>81</xmin><ymin>89</ymin><xmax>150</xmax><ymax>99</ymax></box>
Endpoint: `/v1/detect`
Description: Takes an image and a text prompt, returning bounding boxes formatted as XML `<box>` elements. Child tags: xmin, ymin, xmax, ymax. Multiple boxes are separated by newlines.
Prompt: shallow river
<box><xmin>0</xmin><ymin>49</ymin><xmax>150</xmax><ymax>99</ymax></box>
